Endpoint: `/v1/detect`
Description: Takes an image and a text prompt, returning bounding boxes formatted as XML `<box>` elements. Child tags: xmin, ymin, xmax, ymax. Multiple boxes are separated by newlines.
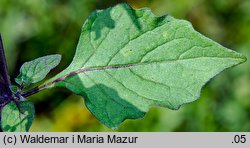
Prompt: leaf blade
<box><xmin>1</xmin><ymin>101</ymin><xmax>35</xmax><ymax>132</ymax></box>
<box><xmin>48</xmin><ymin>4</ymin><xmax>246</xmax><ymax>128</ymax></box>
<box><xmin>15</xmin><ymin>54</ymin><xmax>61</xmax><ymax>87</ymax></box>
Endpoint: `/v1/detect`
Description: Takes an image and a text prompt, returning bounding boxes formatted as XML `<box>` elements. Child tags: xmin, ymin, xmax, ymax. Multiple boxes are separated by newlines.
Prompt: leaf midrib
<box><xmin>20</xmin><ymin>55</ymin><xmax>242</xmax><ymax>98</ymax></box>
<box><xmin>79</xmin><ymin>56</ymin><xmax>243</xmax><ymax>70</ymax></box>
<box><xmin>48</xmin><ymin>56</ymin><xmax>243</xmax><ymax>88</ymax></box>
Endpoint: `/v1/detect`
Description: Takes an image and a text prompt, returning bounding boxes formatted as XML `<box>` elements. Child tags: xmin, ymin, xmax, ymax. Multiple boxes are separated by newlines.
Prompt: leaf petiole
<box><xmin>21</xmin><ymin>64</ymin><xmax>137</xmax><ymax>97</ymax></box>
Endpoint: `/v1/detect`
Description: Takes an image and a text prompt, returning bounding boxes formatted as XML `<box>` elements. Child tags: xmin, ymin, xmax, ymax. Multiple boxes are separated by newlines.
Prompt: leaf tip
<box><xmin>55</xmin><ymin>54</ymin><xmax>62</xmax><ymax>59</ymax></box>
<box><xmin>233</xmin><ymin>53</ymin><xmax>247</xmax><ymax>66</ymax></box>
<box><xmin>240</xmin><ymin>55</ymin><xmax>247</xmax><ymax>63</ymax></box>
<box><xmin>51</xmin><ymin>54</ymin><xmax>62</xmax><ymax>64</ymax></box>
<box><xmin>110</xmin><ymin>126</ymin><xmax>119</xmax><ymax>130</ymax></box>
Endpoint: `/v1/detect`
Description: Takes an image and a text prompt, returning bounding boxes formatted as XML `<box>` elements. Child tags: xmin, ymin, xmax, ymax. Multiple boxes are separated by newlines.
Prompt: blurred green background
<box><xmin>0</xmin><ymin>0</ymin><xmax>249</xmax><ymax>132</ymax></box>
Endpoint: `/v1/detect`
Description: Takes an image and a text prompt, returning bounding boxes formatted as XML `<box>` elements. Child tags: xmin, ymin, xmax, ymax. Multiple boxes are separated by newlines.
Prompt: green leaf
<box><xmin>15</xmin><ymin>54</ymin><xmax>61</xmax><ymax>87</ymax></box>
<box><xmin>1</xmin><ymin>101</ymin><xmax>35</xmax><ymax>132</ymax></box>
<box><xmin>47</xmin><ymin>3</ymin><xmax>246</xmax><ymax>128</ymax></box>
